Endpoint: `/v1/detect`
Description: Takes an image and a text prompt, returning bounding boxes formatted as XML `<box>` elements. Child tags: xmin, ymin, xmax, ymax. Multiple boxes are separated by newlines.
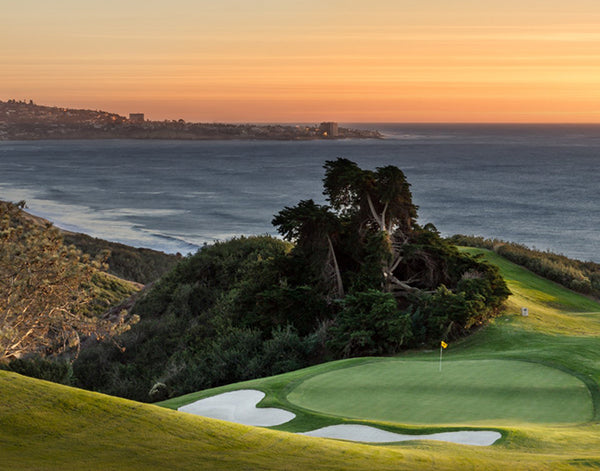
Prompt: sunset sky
<box><xmin>3</xmin><ymin>0</ymin><xmax>600</xmax><ymax>122</ymax></box>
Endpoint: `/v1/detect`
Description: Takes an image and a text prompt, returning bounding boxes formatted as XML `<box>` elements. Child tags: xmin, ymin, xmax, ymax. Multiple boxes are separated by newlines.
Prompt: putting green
<box><xmin>286</xmin><ymin>359</ymin><xmax>592</xmax><ymax>425</ymax></box>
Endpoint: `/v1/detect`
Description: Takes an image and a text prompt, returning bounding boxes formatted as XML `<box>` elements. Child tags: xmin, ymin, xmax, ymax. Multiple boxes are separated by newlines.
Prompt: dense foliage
<box><xmin>74</xmin><ymin>236</ymin><xmax>327</xmax><ymax>399</ymax></box>
<box><xmin>0</xmin><ymin>354</ymin><xmax>73</xmax><ymax>385</ymax></box>
<box><xmin>73</xmin><ymin>160</ymin><xmax>509</xmax><ymax>402</ymax></box>
<box><xmin>0</xmin><ymin>201</ymin><xmax>138</xmax><ymax>362</ymax></box>
<box><xmin>63</xmin><ymin>232</ymin><xmax>180</xmax><ymax>284</ymax></box>
<box><xmin>449</xmin><ymin>235</ymin><xmax>600</xmax><ymax>298</ymax></box>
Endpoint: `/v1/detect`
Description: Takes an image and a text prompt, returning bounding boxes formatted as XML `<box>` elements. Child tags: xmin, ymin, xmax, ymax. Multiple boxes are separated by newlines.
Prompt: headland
<box><xmin>0</xmin><ymin>100</ymin><xmax>382</xmax><ymax>141</ymax></box>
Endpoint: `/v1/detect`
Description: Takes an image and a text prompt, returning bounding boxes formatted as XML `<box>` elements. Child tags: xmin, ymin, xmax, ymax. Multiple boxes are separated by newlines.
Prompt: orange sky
<box><xmin>3</xmin><ymin>0</ymin><xmax>600</xmax><ymax>122</ymax></box>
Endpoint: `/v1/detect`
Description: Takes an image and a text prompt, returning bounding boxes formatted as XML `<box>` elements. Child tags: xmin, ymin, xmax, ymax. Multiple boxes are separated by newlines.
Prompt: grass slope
<box><xmin>4</xmin><ymin>370</ymin><xmax>600</xmax><ymax>471</ymax></box>
<box><xmin>287</xmin><ymin>359</ymin><xmax>591</xmax><ymax>426</ymax></box>
<box><xmin>0</xmin><ymin>369</ymin><xmax>504</xmax><ymax>471</ymax></box>
<box><xmin>161</xmin><ymin>248</ymin><xmax>600</xmax><ymax>469</ymax></box>
<box><xmin>3</xmin><ymin>248</ymin><xmax>600</xmax><ymax>469</ymax></box>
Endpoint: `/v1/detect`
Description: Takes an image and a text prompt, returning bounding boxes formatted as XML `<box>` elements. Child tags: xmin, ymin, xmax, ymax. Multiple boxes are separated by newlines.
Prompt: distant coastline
<box><xmin>0</xmin><ymin>100</ymin><xmax>382</xmax><ymax>141</ymax></box>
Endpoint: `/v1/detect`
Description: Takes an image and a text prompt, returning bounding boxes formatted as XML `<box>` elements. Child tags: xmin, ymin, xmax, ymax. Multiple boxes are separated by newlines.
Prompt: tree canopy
<box><xmin>273</xmin><ymin>158</ymin><xmax>510</xmax><ymax>349</ymax></box>
<box><xmin>69</xmin><ymin>159</ymin><xmax>509</xmax><ymax>402</ymax></box>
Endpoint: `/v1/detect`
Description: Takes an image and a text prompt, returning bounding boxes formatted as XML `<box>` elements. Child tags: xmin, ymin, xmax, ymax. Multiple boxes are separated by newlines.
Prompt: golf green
<box><xmin>286</xmin><ymin>359</ymin><xmax>592</xmax><ymax>425</ymax></box>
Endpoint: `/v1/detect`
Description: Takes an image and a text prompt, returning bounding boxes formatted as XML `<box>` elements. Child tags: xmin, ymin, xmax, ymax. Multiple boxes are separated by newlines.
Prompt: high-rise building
<box><xmin>319</xmin><ymin>122</ymin><xmax>338</xmax><ymax>137</ymax></box>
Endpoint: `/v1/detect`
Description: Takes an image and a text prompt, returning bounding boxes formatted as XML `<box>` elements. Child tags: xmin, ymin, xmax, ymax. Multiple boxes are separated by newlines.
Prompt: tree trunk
<box><xmin>327</xmin><ymin>235</ymin><xmax>344</xmax><ymax>298</ymax></box>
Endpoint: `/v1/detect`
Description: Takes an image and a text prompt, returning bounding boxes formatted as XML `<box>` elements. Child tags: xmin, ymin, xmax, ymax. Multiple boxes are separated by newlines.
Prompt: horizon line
<box><xmin>5</xmin><ymin>99</ymin><xmax>600</xmax><ymax>126</ymax></box>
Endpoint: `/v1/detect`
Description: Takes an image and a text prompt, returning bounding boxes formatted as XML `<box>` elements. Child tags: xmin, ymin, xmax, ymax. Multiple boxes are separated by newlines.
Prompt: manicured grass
<box><xmin>461</xmin><ymin>247</ymin><xmax>600</xmax><ymax>336</ymax></box>
<box><xmin>165</xmin><ymin>249</ymin><xmax>600</xmax><ymax>431</ymax></box>
<box><xmin>4</xmin><ymin>247</ymin><xmax>600</xmax><ymax>469</ymax></box>
<box><xmin>287</xmin><ymin>359</ymin><xmax>592</xmax><ymax>426</ymax></box>
<box><xmin>159</xmin><ymin>248</ymin><xmax>600</xmax><ymax>468</ymax></box>
<box><xmin>0</xmin><ymin>370</ymin><xmax>417</xmax><ymax>471</ymax></box>
<box><xmin>5</xmin><ymin>369</ymin><xmax>600</xmax><ymax>470</ymax></box>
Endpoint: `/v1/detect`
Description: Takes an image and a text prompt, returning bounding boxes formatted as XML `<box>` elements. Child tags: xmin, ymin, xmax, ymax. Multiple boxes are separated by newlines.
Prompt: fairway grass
<box><xmin>460</xmin><ymin>248</ymin><xmax>600</xmax><ymax>337</ymax></box>
<box><xmin>5</xmin><ymin>369</ymin><xmax>579</xmax><ymax>471</ymax></box>
<box><xmin>4</xmin><ymin>247</ymin><xmax>600</xmax><ymax>469</ymax></box>
<box><xmin>0</xmin><ymin>370</ymin><xmax>417</xmax><ymax>471</ymax></box>
<box><xmin>160</xmin><ymin>248</ymin><xmax>600</xmax><ymax>468</ymax></box>
<box><xmin>287</xmin><ymin>359</ymin><xmax>592</xmax><ymax>426</ymax></box>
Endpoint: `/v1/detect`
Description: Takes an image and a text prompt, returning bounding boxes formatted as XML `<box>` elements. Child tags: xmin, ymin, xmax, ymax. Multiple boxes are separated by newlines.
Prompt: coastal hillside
<box><xmin>0</xmin><ymin>369</ymin><xmax>441</xmax><ymax>471</ymax></box>
<box><xmin>449</xmin><ymin>235</ymin><xmax>600</xmax><ymax>300</ymax></box>
<box><xmin>0</xmin><ymin>99</ymin><xmax>382</xmax><ymax>140</ymax></box>
<box><xmin>2</xmin><ymin>245</ymin><xmax>600</xmax><ymax>470</ymax></box>
<box><xmin>2</xmin><ymin>199</ymin><xmax>180</xmax><ymax>284</ymax></box>
<box><xmin>0</xmin><ymin>201</ymin><xmax>143</xmax><ymax>363</ymax></box>
<box><xmin>73</xmin><ymin>160</ymin><xmax>509</xmax><ymax>402</ymax></box>
<box><xmin>62</xmin><ymin>232</ymin><xmax>181</xmax><ymax>285</ymax></box>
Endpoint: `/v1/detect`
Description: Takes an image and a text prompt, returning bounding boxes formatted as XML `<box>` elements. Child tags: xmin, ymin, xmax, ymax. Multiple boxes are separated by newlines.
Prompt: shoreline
<box><xmin>0</xmin><ymin>100</ymin><xmax>384</xmax><ymax>141</ymax></box>
<box><xmin>0</xmin><ymin>135</ymin><xmax>383</xmax><ymax>142</ymax></box>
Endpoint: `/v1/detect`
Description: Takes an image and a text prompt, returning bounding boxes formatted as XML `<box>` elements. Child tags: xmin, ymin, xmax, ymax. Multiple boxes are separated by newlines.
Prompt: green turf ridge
<box><xmin>0</xmin><ymin>370</ymin><xmax>420</xmax><ymax>470</ymax></box>
<box><xmin>159</xmin><ymin>248</ymin><xmax>600</xmax><ymax>465</ymax></box>
<box><xmin>286</xmin><ymin>358</ymin><xmax>592</xmax><ymax>426</ymax></box>
<box><xmin>162</xmin><ymin>250</ymin><xmax>600</xmax><ymax>428</ymax></box>
<box><xmin>4</xmin><ymin>247</ymin><xmax>600</xmax><ymax>469</ymax></box>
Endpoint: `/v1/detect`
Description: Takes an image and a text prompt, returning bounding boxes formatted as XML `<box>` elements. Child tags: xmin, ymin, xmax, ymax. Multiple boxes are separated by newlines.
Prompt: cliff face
<box><xmin>0</xmin><ymin>100</ymin><xmax>382</xmax><ymax>140</ymax></box>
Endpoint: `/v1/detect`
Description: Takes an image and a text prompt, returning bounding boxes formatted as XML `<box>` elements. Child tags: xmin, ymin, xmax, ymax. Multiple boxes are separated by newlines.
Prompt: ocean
<box><xmin>0</xmin><ymin>124</ymin><xmax>598</xmax><ymax>262</ymax></box>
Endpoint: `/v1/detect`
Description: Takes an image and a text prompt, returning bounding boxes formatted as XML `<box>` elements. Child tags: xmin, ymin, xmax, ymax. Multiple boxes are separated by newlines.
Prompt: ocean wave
<box><xmin>1</xmin><ymin>135</ymin><xmax>598</xmax><ymax>262</ymax></box>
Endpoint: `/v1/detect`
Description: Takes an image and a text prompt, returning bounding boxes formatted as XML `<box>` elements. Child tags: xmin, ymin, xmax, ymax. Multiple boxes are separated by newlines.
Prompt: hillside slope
<box><xmin>2</xmin><ymin>248</ymin><xmax>600</xmax><ymax>469</ymax></box>
<box><xmin>1</xmin><ymin>200</ymin><xmax>142</xmax><ymax>361</ymax></box>
<box><xmin>0</xmin><ymin>370</ymin><xmax>476</xmax><ymax>471</ymax></box>
<box><xmin>7</xmin><ymin>200</ymin><xmax>180</xmax><ymax>284</ymax></box>
<box><xmin>158</xmin><ymin>248</ymin><xmax>600</xmax><ymax>469</ymax></box>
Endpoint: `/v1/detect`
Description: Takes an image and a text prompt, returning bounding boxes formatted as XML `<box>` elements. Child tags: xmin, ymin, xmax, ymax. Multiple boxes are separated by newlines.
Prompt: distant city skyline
<box><xmin>4</xmin><ymin>1</ymin><xmax>600</xmax><ymax>123</ymax></box>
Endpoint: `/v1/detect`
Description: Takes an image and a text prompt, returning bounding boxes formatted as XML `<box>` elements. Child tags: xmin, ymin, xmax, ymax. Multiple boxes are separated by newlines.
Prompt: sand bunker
<box><xmin>179</xmin><ymin>389</ymin><xmax>501</xmax><ymax>446</ymax></box>
<box><xmin>178</xmin><ymin>389</ymin><xmax>295</xmax><ymax>426</ymax></box>
<box><xmin>300</xmin><ymin>425</ymin><xmax>501</xmax><ymax>446</ymax></box>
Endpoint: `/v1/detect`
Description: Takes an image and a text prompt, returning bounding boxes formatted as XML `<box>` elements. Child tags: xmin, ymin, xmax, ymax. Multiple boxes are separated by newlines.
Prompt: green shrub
<box><xmin>63</xmin><ymin>232</ymin><xmax>180</xmax><ymax>284</ymax></box>
<box><xmin>263</xmin><ymin>325</ymin><xmax>314</xmax><ymax>375</ymax></box>
<box><xmin>1</xmin><ymin>355</ymin><xmax>73</xmax><ymax>385</ymax></box>
<box><xmin>329</xmin><ymin>290</ymin><xmax>413</xmax><ymax>357</ymax></box>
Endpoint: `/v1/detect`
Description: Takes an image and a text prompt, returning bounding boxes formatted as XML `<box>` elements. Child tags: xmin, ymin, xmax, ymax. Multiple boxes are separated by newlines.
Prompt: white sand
<box><xmin>300</xmin><ymin>425</ymin><xmax>502</xmax><ymax>446</ymax></box>
<box><xmin>178</xmin><ymin>389</ymin><xmax>295</xmax><ymax>427</ymax></box>
<box><xmin>179</xmin><ymin>389</ymin><xmax>501</xmax><ymax>446</ymax></box>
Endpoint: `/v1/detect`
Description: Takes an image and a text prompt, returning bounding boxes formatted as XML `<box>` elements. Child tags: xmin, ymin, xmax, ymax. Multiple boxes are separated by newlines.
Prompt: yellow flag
<box><xmin>441</xmin><ymin>341</ymin><xmax>448</xmax><ymax>349</ymax></box>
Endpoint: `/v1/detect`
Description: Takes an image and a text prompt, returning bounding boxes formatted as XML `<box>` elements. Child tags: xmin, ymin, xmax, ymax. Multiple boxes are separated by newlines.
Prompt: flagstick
<box><xmin>439</xmin><ymin>344</ymin><xmax>443</xmax><ymax>372</ymax></box>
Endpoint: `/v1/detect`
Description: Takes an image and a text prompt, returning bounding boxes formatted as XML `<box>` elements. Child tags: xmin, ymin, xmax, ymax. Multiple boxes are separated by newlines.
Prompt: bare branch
<box><xmin>365</xmin><ymin>193</ymin><xmax>383</xmax><ymax>230</ymax></box>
